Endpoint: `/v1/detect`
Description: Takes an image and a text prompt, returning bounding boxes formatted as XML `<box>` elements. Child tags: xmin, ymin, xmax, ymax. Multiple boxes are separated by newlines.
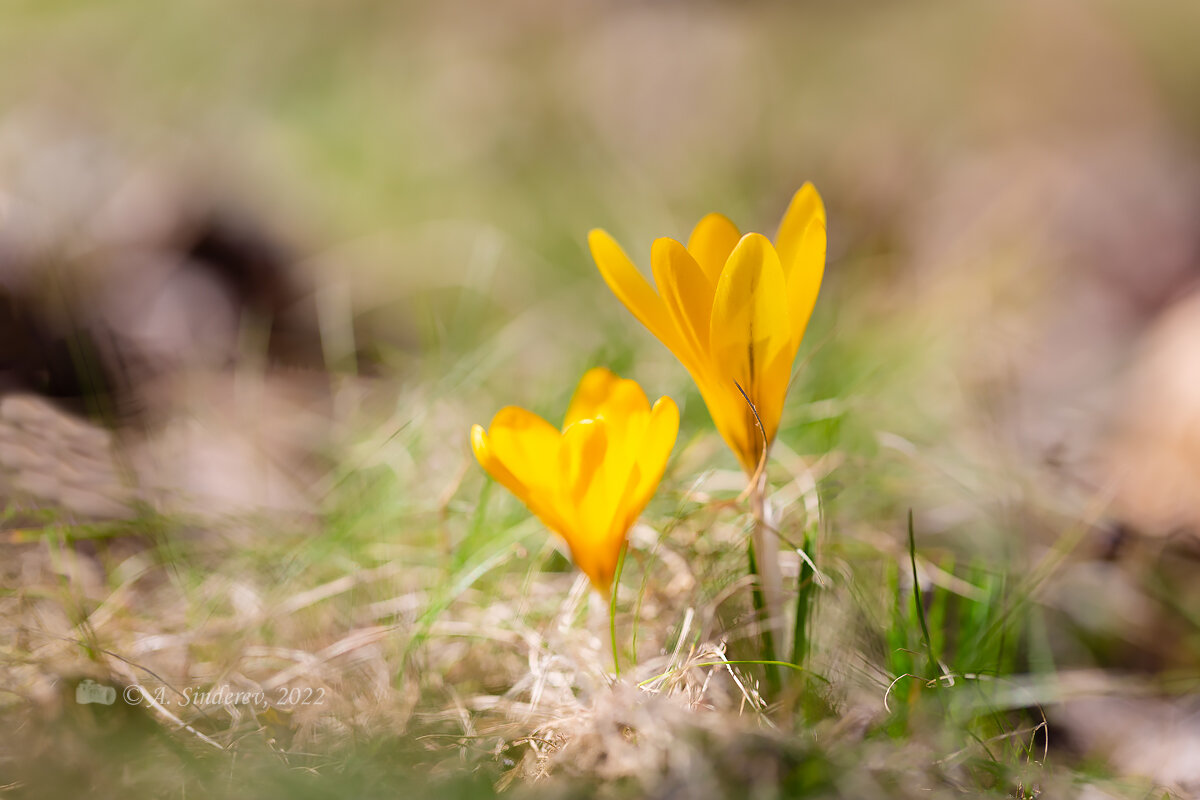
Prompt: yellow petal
<box><xmin>775</xmin><ymin>184</ymin><xmax>827</xmax><ymax>348</ymax></box>
<box><xmin>693</xmin><ymin>376</ymin><xmax>760</xmax><ymax>474</ymax></box>
<box><xmin>709</xmin><ymin>233</ymin><xmax>792</xmax><ymax>386</ymax></box>
<box><xmin>557</xmin><ymin>417</ymin><xmax>620</xmax><ymax>591</ymax></box>
<box><xmin>592</xmin><ymin>380</ymin><xmax>654</xmax><ymax>537</ymax></box>
<box><xmin>564</xmin><ymin>366</ymin><xmax>651</xmax><ymax>430</ymax></box>
<box><xmin>485</xmin><ymin>406</ymin><xmax>562</xmax><ymax>494</ymax></box>
<box><xmin>786</xmin><ymin>219</ymin><xmax>825</xmax><ymax>349</ymax></box>
<box><xmin>774</xmin><ymin>182</ymin><xmax>824</xmax><ymax>274</ymax></box>
<box><xmin>588</xmin><ymin>229</ymin><xmax>684</xmax><ymax>357</ymax></box>
<box><xmin>687</xmin><ymin>212</ymin><xmax>741</xmax><ymax>285</ymax></box>
<box><xmin>471</xmin><ymin>424</ymin><xmax>529</xmax><ymax>503</ymax></box>
<box><xmin>595</xmin><ymin>377</ymin><xmax>652</xmax><ymax>424</ymax></box>
<box><xmin>572</xmin><ymin>537</ymin><xmax>621</xmax><ymax>594</ymax></box>
<box><xmin>652</xmin><ymin>237</ymin><xmax>715</xmax><ymax>370</ymax></box>
<box><xmin>754</xmin><ymin>345</ymin><xmax>797</xmax><ymax>452</ymax></box>
<box><xmin>474</xmin><ymin>421</ymin><xmax>570</xmax><ymax>536</ymax></box>
<box><xmin>618</xmin><ymin>395</ymin><xmax>679</xmax><ymax>533</ymax></box>
<box><xmin>564</xmin><ymin>366</ymin><xmax>622</xmax><ymax>429</ymax></box>
<box><xmin>558</xmin><ymin>417</ymin><xmax>608</xmax><ymax>510</ymax></box>
<box><xmin>708</xmin><ymin>233</ymin><xmax>791</xmax><ymax>471</ymax></box>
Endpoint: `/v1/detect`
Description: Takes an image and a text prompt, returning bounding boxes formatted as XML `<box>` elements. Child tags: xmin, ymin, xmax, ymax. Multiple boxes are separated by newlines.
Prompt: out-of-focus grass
<box><xmin>3</xmin><ymin>1</ymin><xmax>1200</xmax><ymax>798</ymax></box>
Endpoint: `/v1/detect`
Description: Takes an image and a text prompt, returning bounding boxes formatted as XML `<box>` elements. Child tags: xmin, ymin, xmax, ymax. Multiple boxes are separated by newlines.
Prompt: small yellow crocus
<box><xmin>470</xmin><ymin>367</ymin><xmax>679</xmax><ymax>592</ymax></box>
<box><xmin>589</xmin><ymin>184</ymin><xmax>826</xmax><ymax>475</ymax></box>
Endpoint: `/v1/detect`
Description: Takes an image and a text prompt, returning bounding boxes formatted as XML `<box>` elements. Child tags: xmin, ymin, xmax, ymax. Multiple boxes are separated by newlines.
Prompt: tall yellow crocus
<box><xmin>471</xmin><ymin>367</ymin><xmax>679</xmax><ymax>592</ymax></box>
<box><xmin>589</xmin><ymin>184</ymin><xmax>826</xmax><ymax>474</ymax></box>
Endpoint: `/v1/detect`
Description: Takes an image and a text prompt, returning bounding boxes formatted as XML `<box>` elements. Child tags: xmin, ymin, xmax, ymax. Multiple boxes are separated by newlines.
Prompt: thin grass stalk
<box><xmin>791</xmin><ymin>523</ymin><xmax>817</xmax><ymax>669</ymax></box>
<box><xmin>908</xmin><ymin>509</ymin><xmax>938</xmax><ymax>674</ymax></box>
<box><xmin>610</xmin><ymin>543</ymin><xmax>628</xmax><ymax>678</ymax></box>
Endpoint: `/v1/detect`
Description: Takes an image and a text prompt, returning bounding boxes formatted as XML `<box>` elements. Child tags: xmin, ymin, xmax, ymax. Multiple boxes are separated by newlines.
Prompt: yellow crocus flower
<box><xmin>470</xmin><ymin>367</ymin><xmax>679</xmax><ymax>592</ymax></box>
<box><xmin>589</xmin><ymin>184</ymin><xmax>826</xmax><ymax>474</ymax></box>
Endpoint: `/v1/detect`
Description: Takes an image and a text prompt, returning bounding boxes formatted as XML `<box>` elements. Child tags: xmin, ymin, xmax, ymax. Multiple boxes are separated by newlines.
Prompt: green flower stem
<box><xmin>749</xmin><ymin>473</ymin><xmax>785</xmax><ymax>691</ymax></box>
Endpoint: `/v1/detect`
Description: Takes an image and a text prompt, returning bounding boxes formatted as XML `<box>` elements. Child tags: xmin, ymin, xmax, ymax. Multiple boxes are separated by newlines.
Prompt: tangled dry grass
<box><xmin>0</xmin><ymin>380</ymin><xmax>1168</xmax><ymax>799</ymax></box>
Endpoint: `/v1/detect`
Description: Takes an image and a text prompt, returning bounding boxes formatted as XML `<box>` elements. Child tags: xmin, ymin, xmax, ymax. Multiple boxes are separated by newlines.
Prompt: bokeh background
<box><xmin>3</xmin><ymin>1</ymin><xmax>1200</xmax><ymax>797</ymax></box>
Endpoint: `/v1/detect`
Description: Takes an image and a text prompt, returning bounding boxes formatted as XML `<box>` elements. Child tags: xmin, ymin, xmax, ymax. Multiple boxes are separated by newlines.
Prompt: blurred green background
<box><xmin>4</xmin><ymin>1</ymin><xmax>1200</xmax><ymax>797</ymax></box>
